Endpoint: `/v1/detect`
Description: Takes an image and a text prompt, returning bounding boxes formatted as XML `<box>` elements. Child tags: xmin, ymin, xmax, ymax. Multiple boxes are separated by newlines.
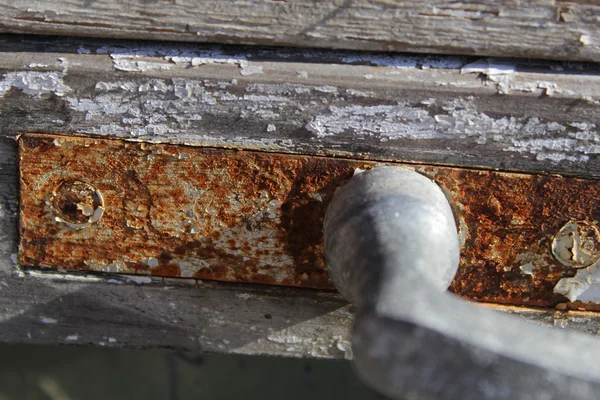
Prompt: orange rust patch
<box><xmin>18</xmin><ymin>133</ymin><xmax>600</xmax><ymax>310</ymax></box>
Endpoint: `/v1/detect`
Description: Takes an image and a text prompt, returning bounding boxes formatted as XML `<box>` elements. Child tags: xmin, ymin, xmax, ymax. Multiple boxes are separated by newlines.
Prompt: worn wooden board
<box><xmin>0</xmin><ymin>1</ymin><xmax>599</xmax><ymax>62</ymax></box>
<box><xmin>1</xmin><ymin>35</ymin><xmax>600</xmax><ymax>180</ymax></box>
<box><xmin>18</xmin><ymin>133</ymin><xmax>600</xmax><ymax>310</ymax></box>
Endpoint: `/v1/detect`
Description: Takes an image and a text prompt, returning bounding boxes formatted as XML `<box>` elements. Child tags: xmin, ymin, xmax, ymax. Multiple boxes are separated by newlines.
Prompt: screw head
<box><xmin>51</xmin><ymin>180</ymin><xmax>104</xmax><ymax>228</ymax></box>
<box><xmin>552</xmin><ymin>220</ymin><xmax>600</xmax><ymax>268</ymax></box>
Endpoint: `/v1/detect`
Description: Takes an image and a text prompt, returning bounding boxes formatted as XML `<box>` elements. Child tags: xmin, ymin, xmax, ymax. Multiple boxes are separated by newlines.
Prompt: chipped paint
<box><xmin>18</xmin><ymin>134</ymin><xmax>600</xmax><ymax>309</ymax></box>
<box><xmin>580</xmin><ymin>35</ymin><xmax>592</xmax><ymax>46</ymax></box>
<box><xmin>552</xmin><ymin>220</ymin><xmax>600</xmax><ymax>268</ymax></box>
<box><xmin>302</xmin><ymin>100</ymin><xmax>599</xmax><ymax>164</ymax></box>
<box><xmin>0</xmin><ymin>60</ymin><xmax>588</xmax><ymax>166</ymax></box>
<box><xmin>95</xmin><ymin>42</ymin><xmax>469</xmax><ymax>73</ymax></box>
<box><xmin>554</xmin><ymin>262</ymin><xmax>600</xmax><ymax>302</ymax></box>
<box><xmin>458</xmin><ymin>58</ymin><xmax>586</xmax><ymax>97</ymax></box>
<box><xmin>124</xmin><ymin>276</ymin><xmax>153</xmax><ymax>285</ymax></box>
<box><xmin>113</xmin><ymin>59</ymin><xmax>173</xmax><ymax>72</ymax></box>
<box><xmin>0</xmin><ymin>71</ymin><xmax>70</xmax><ymax>98</ymax></box>
<box><xmin>1</xmin><ymin>40</ymin><xmax>600</xmax><ymax>178</ymax></box>
<box><xmin>99</xmin><ymin>44</ymin><xmax>252</xmax><ymax>73</ymax></box>
<box><xmin>520</xmin><ymin>263</ymin><xmax>536</xmax><ymax>276</ymax></box>
<box><xmin>20</xmin><ymin>269</ymin><xmax>105</xmax><ymax>283</ymax></box>
<box><xmin>240</xmin><ymin>65</ymin><xmax>263</xmax><ymax>76</ymax></box>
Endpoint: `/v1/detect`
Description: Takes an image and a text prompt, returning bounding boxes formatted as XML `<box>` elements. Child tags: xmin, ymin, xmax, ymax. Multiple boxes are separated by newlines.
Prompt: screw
<box><xmin>552</xmin><ymin>220</ymin><xmax>600</xmax><ymax>268</ymax></box>
<box><xmin>51</xmin><ymin>180</ymin><xmax>104</xmax><ymax>229</ymax></box>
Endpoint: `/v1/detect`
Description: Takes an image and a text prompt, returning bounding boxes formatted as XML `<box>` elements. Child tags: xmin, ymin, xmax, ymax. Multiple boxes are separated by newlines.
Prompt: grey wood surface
<box><xmin>2</xmin><ymin>35</ymin><xmax>600</xmax><ymax>355</ymax></box>
<box><xmin>2</xmin><ymin>35</ymin><xmax>600</xmax><ymax>178</ymax></box>
<box><xmin>0</xmin><ymin>1</ymin><xmax>600</xmax><ymax>62</ymax></box>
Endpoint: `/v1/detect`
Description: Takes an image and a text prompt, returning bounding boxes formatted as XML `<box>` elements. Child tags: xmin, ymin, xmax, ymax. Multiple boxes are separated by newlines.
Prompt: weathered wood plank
<box><xmin>0</xmin><ymin>1</ymin><xmax>599</xmax><ymax>62</ymax></box>
<box><xmin>1</xmin><ymin>35</ymin><xmax>600</xmax><ymax>179</ymax></box>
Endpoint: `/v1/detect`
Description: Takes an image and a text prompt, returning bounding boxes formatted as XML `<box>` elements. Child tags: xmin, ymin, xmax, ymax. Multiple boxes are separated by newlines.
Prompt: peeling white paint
<box><xmin>0</xmin><ymin>71</ymin><xmax>70</xmax><ymax>98</ymax></box>
<box><xmin>301</xmin><ymin>100</ymin><xmax>597</xmax><ymax>164</ymax></box>
<box><xmin>124</xmin><ymin>276</ymin><xmax>153</xmax><ymax>285</ymax></box>
<box><xmin>113</xmin><ymin>59</ymin><xmax>173</xmax><ymax>72</ymax></box>
<box><xmin>146</xmin><ymin>257</ymin><xmax>159</xmax><ymax>268</ymax></box>
<box><xmin>554</xmin><ymin>261</ymin><xmax>600</xmax><ymax>302</ymax></box>
<box><xmin>98</xmin><ymin>45</ymin><xmax>251</xmax><ymax>73</ymax></box>
<box><xmin>552</xmin><ymin>221</ymin><xmax>600</xmax><ymax>268</ymax></box>
<box><xmin>520</xmin><ymin>263</ymin><xmax>536</xmax><ymax>276</ymax></box>
<box><xmin>580</xmin><ymin>34</ymin><xmax>592</xmax><ymax>46</ymax></box>
<box><xmin>240</xmin><ymin>65</ymin><xmax>263</xmax><ymax>76</ymax></box>
<box><xmin>458</xmin><ymin>58</ymin><xmax>583</xmax><ymax>97</ymax></box>
<box><xmin>22</xmin><ymin>270</ymin><xmax>104</xmax><ymax>283</ymax></box>
<box><xmin>308</xmin><ymin>192</ymin><xmax>323</xmax><ymax>202</ymax></box>
<box><xmin>33</xmin><ymin>61</ymin><xmax>598</xmax><ymax>168</ymax></box>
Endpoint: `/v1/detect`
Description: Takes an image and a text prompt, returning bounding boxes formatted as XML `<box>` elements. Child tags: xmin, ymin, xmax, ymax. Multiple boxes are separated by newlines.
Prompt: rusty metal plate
<box><xmin>18</xmin><ymin>133</ymin><xmax>600</xmax><ymax>310</ymax></box>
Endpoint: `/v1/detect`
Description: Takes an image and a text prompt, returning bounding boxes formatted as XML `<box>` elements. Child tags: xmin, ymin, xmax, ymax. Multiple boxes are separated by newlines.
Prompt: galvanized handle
<box><xmin>324</xmin><ymin>167</ymin><xmax>600</xmax><ymax>400</ymax></box>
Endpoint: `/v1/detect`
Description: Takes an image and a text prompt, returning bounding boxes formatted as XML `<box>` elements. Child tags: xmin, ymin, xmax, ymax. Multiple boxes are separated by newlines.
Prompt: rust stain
<box><xmin>18</xmin><ymin>133</ymin><xmax>600</xmax><ymax>310</ymax></box>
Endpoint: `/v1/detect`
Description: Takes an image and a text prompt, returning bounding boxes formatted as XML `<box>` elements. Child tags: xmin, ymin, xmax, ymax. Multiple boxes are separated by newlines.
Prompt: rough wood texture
<box><xmin>1</xmin><ymin>35</ymin><xmax>600</xmax><ymax>179</ymax></box>
<box><xmin>0</xmin><ymin>1</ymin><xmax>600</xmax><ymax>62</ymax></box>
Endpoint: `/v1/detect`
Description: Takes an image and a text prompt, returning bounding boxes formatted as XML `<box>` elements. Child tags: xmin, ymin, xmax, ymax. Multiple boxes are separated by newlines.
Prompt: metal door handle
<box><xmin>324</xmin><ymin>167</ymin><xmax>600</xmax><ymax>400</ymax></box>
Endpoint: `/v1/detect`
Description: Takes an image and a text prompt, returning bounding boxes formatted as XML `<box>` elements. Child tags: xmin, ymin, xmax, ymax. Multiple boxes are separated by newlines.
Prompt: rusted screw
<box><xmin>51</xmin><ymin>180</ymin><xmax>104</xmax><ymax>229</ymax></box>
<box><xmin>552</xmin><ymin>220</ymin><xmax>600</xmax><ymax>268</ymax></box>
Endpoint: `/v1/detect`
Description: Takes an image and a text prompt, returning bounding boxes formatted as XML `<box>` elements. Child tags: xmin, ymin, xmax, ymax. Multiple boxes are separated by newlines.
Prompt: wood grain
<box><xmin>0</xmin><ymin>1</ymin><xmax>599</xmax><ymax>61</ymax></box>
<box><xmin>1</xmin><ymin>36</ymin><xmax>600</xmax><ymax>179</ymax></box>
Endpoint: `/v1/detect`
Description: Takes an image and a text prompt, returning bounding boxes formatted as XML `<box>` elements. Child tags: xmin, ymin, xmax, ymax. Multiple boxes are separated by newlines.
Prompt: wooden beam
<box><xmin>1</xmin><ymin>35</ymin><xmax>600</xmax><ymax>179</ymax></box>
<box><xmin>0</xmin><ymin>1</ymin><xmax>599</xmax><ymax>62</ymax></box>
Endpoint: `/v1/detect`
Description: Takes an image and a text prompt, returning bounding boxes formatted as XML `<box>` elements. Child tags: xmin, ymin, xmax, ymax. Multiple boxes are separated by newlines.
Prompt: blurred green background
<box><xmin>0</xmin><ymin>344</ymin><xmax>385</xmax><ymax>400</ymax></box>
